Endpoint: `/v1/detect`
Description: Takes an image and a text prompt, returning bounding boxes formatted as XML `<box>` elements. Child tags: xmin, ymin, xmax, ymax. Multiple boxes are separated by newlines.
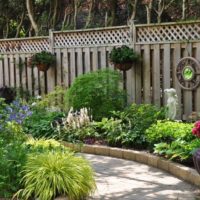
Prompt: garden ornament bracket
<box><xmin>164</xmin><ymin>88</ymin><xmax>178</xmax><ymax>120</ymax></box>
<box><xmin>176</xmin><ymin>57</ymin><xmax>200</xmax><ymax>90</ymax></box>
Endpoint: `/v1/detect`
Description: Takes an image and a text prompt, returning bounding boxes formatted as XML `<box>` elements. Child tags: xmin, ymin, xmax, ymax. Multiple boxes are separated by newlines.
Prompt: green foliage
<box><xmin>23</xmin><ymin>109</ymin><xmax>64</xmax><ymax>138</ymax></box>
<box><xmin>31</xmin><ymin>51</ymin><xmax>56</xmax><ymax>66</ymax></box>
<box><xmin>109</xmin><ymin>45</ymin><xmax>140</xmax><ymax>64</ymax></box>
<box><xmin>25</xmin><ymin>137</ymin><xmax>70</xmax><ymax>153</ymax></box>
<box><xmin>65</xmin><ymin>69</ymin><xmax>126</xmax><ymax>121</ymax></box>
<box><xmin>15</xmin><ymin>151</ymin><xmax>96</xmax><ymax>200</ymax></box>
<box><xmin>0</xmin><ymin>122</ymin><xmax>27</xmax><ymax>198</ymax></box>
<box><xmin>146</xmin><ymin>120</ymin><xmax>194</xmax><ymax>147</ymax></box>
<box><xmin>36</xmin><ymin>86</ymin><xmax>66</xmax><ymax>111</ymax></box>
<box><xmin>154</xmin><ymin>138</ymin><xmax>200</xmax><ymax>162</ymax></box>
<box><xmin>97</xmin><ymin>104</ymin><xmax>165</xmax><ymax>148</ymax></box>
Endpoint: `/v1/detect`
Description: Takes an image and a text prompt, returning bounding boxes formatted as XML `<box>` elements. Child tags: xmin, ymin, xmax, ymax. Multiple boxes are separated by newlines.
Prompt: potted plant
<box><xmin>30</xmin><ymin>51</ymin><xmax>56</xmax><ymax>72</ymax></box>
<box><xmin>109</xmin><ymin>45</ymin><xmax>140</xmax><ymax>71</ymax></box>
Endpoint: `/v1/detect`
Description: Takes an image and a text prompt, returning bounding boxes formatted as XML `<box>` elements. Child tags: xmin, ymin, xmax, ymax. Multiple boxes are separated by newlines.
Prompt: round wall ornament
<box><xmin>176</xmin><ymin>57</ymin><xmax>200</xmax><ymax>90</ymax></box>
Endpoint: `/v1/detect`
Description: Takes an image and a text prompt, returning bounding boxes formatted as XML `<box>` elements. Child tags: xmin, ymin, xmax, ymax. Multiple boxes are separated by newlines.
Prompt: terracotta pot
<box><xmin>114</xmin><ymin>62</ymin><xmax>133</xmax><ymax>71</ymax></box>
<box><xmin>193</xmin><ymin>148</ymin><xmax>200</xmax><ymax>174</ymax></box>
<box><xmin>36</xmin><ymin>63</ymin><xmax>50</xmax><ymax>72</ymax></box>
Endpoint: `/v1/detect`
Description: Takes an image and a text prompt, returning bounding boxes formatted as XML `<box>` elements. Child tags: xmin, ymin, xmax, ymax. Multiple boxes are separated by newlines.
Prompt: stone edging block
<box><xmin>62</xmin><ymin>142</ymin><xmax>200</xmax><ymax>187</ymax></box>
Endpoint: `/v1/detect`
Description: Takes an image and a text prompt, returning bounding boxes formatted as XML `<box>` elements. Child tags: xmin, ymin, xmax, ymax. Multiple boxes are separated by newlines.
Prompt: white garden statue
<box><xmin>164</xmin><ymin>88</ymin><xmax>178</xmax><ymax>120</ymax></box>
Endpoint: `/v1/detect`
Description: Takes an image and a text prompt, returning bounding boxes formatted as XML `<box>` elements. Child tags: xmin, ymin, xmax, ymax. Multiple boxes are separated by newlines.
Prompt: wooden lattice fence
<box><xmin>0</xmin><ymin>21</ymin><xmax>200</xmax><ymax>119</ymax></box>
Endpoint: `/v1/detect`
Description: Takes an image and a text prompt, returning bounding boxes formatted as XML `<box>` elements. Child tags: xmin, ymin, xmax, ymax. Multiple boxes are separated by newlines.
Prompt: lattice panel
<box><xmin>0</xmin><ymin>37</ymin><xmax>49</xmax><ymax>53</ymax></box>
<box><xmin>136</xmin><ymin>22</ymin><xmax>200</xmax><ymax>43</ymax></box>
<box><xmin>54</xmin><ymin>27</ymin><xmax>131</xmax><ymax>48</ymax></box>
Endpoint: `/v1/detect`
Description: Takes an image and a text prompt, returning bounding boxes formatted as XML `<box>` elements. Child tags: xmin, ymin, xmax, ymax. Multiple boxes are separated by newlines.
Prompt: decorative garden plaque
<box><xmin>176</xmin><ymin>57</ymin><xmax>200</xmax><ymax>90</ymax></box>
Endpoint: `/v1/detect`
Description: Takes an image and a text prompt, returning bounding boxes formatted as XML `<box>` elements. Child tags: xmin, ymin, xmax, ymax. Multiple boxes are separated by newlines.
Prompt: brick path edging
<box><xmin>62</xmin><ymin>142</ymin><xmax>200</xmax><ymax>187</ymax></box>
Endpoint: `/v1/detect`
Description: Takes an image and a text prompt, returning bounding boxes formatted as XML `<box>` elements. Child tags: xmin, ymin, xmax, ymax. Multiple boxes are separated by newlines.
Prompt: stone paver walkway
<box><xmin>80</xmin><ymin>154</ymin><xmax>200</xmax><ymax>200</ymax></box>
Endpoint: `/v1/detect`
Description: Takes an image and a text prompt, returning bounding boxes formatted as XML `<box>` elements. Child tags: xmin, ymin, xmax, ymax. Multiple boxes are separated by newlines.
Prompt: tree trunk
<box><xmin>73</xmin><ymin>0</ymin><xmax>79</xmax><ymax>29</ymax></box>
<box><xmin>26</xmin><ymin>0</ymin><xmax>39</xmax><ymax>36</ymax></box>
<box><xmin>15</xmin><ymin>12</ymin><xmax>25</xmax><ymax>38</ymax></box>
<box><xmin>107</xmin><ymin>0</ymin><xmax>117</xmax><ymax>26</ymax></box>
<box><xmin>129</xmin><ymin>0</ymin><xmax>138</xmax><ymax>22</ymax></box>
<box><xmin>146</xmin><ymin>1</ymin><xmax>152</xmax><ymax>24</ymax></box>
<box><xmin>157</xmin><ymin>0</ymin><xmax>162</xmax><ymax>23</ymax></box>
<box><xmin>85</xmin><ymin>0</ymin><xmax>95</xmax><ymax>28</ymax></box>
<box><xmin>51</xmin><ymin>0</ymin><xmax>58</xmax><ymax>29</ymax></box>
<box><xmin>182</xmin><ymin>0</ymin><xmax>186</xmax><ymax>20</ymax></box>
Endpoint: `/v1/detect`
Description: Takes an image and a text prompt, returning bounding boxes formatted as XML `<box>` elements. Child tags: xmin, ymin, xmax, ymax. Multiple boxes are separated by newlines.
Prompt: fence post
<box><xmin>126</xmin><ymin>20</ymin><xmax>137</xmax><ymax>104</ymax></box>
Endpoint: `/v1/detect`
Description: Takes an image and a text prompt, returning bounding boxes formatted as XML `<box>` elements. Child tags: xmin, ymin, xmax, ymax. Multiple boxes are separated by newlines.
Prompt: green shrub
<box><xmin>97</xmin><ymin>104</ymin><xmax>165</xmax><ymax>148</ymax></box>
<box><xmin>0</xmin><ymin>122</ymin><xmax>27</xmax><ymax>198</ymax></box>
<box><xmin>35</xmin><ymin>86</ymin><xmax>66</xmax><ymax>111</ymax></box>
<box><xmin>65</xmin><ymin>69</ymin><xmax>126</xmax><ymax>121</ymax></box>
<box><xmin>23</xmin><ymin>109</ymin><xmax>64</xmax><ymax>138</ymax></box>
<box><xmin>15</xmin><ymin>151</ymin><xmax>96</xmax><ymax>200</ymax></box>
<box><xmin>154</xmin><ymin>138</ymin><xmax>200</xmax><ymax>163</ymax></box>
<box><xmin>146</xmin><ymin>120</ymin><xmax>194</xmax><ymax>147</ymax></box>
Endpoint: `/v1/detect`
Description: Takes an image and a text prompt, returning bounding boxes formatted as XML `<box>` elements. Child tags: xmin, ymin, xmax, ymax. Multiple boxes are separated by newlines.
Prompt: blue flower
<box><xmin>12</xmin><ymin>100</ymin><xmax>20</xmax><ymax>107</ymax></box>
<box><xmin>6</xmin><ymin>106</ymin><xmax>13</xmax><ymax>113</ymax></box>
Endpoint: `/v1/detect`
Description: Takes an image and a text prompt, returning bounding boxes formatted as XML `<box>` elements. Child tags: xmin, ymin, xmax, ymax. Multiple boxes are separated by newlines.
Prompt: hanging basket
<box><xmin>36</xmin><ymin>63</ymin><xmax>50</xmax><ymax>72</ymax></box>
<box><xmin>114</xmin><ymin>62</ymin><xmax>133</xmax><ymax>71</ymax></box>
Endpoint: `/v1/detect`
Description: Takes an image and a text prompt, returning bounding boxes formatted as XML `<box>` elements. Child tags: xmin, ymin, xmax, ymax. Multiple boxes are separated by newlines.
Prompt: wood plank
<box><xmin>135</xmin><ymin>45</ymin><xmax>142</xmax><ymax>104</ymax></box>
<box><xmin>196</xmin><ymin>45</ymin><xmax>200</xmax><ymax>114</ymax></box>
<box><xmin>106</xmin><ymin>46</ymin><xmax>114</xmax><ymax>70</ymax></box>
<box><xmin>27</xmin><ymin>54</ymin><xmax>33</xmax><ymax>95</ymax></box>
<box><xmin>143</xmin><ymin>45</ymin><xmax>151</xmax><ymax>103</ymax></box>
<box><xmin>92</xmin><ymin>47</ymin><xmax>98</xmax><ymax>71</ymax></box>
<box><xmin>152</xmin><ymin>44</ymin><xmax>161</xmax><ymax>107</ymax></box>
<box><xmin>77</xmin><ymin>48</ymin><xmax>83</xmax><ymax>76</ymax></box>
<box><xmin>0</xmin><ymin>58</ymin><xmax>3</xmax><ymax>87</ymax></box>
<box><xmin>163</xmin><ymin>44</ymin><xmax>171</xmax><ymax>105</ymax></box>
<box><xmin>61</xmin><ymin>49</ymin><xmax>69</xmax><ymax>89</ymax></box>
<box><xmin>183</xmin><ymin>43</ymin><xmax>193</xmax><ymax>119</ymax></box>
<box><xmin>15</xmin><ymin>54</ymin><xmax>20</xmax><ymax>88</ymax></box>
<box><xmin>39</xmin><ymin>71</ymin><xmax>45</xmax><ymax>95</ymax></box>
<box><xmin>55</xmin><ymin>48</ymin><xmax>62</xmax><ymax>85</ymax></box>
<box><xmin>126</xmin><ymin>64</ymin><xmax>136</xmax><ymax>104</ymax></box>
<box><xmin>69</xmin><ymin>48</ymin><xmax>76</xmax><ymax>84</ymax></box>
<box><xmin>4</xmin><ymin>54</ymin><xmax>9</xmax><ymax>87</ymax></box>
<box><xmin>84</xmin><ymin>47</ymin><xmax>91</xmax><ymax>73</ymax></box>
<box><xmin>99</xmin><ymin>47</ymin><xmax>106</xmax><ymax>69</ymax></box>
<box><xmin>20</xmin><ymin>54</ymin><xmax>27</xmax><ymax>91</ymax></box>
<box><xmin>9</xmin><ymin>54</ymin><xmax>15</xmax><ymax>87</ymax></box>
<box><xmin>173</xmin><ymin>43</ymin><xmax>182</xmax><ymax>119</ymax></box>
<box><xmin>33</xmin><ymin>66</ymin><xmax>39</xmax><ymax>96</ymax></box>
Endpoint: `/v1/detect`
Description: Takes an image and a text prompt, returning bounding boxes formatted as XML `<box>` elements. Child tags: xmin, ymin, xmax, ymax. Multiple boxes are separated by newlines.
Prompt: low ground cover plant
<box><xmin>146</xmin><ymin>120</ymin><xmax>197</xmax><ymax>164</ymax></box>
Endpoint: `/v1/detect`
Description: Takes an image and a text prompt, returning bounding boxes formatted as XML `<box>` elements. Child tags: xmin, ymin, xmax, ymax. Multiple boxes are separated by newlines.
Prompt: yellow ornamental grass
<box><xmin>14</xmin><ymin>151</ymin><xmax>96</xmax><ymax>200</ymax></box>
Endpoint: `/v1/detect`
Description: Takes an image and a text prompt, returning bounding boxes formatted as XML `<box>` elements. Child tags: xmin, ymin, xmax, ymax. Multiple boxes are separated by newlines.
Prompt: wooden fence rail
<box><xmin>0</xmin><ymin>21</ymin><xmax>200</xmax><ymax>119</ymax></box>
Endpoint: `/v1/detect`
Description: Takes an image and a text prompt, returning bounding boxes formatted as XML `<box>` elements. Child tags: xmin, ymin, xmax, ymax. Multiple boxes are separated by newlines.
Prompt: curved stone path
<box><xmin>80</xmin><ymin>154</ymin><xmax>200</xmax><ymax>200</ymax></box>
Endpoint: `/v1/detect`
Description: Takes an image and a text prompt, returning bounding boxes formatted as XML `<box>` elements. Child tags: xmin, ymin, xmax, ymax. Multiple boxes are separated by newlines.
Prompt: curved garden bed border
<box><xmin>62</xmin><ymin>142</ymin><xmax>200</xmax><ymax>188</ymax></box>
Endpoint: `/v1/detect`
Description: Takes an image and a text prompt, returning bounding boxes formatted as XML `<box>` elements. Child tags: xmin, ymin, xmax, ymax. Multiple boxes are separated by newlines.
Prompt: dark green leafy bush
<box><xmin>146</xmin><ymin>120</ymin><xmax>194</xmax><ymax>147</ymax></box>
<box><xmin>65</xmin><ymin>69</ymin><xmax>126</xmax><ymax>121</ymax></box>
<box><xmin>97</xmin><ymin>104</ymin><xmax>165</xmax><ymax>148</ymax></box>
<box><xmin>23</xmin><ymin>109</ymin><xmax>64</xmax><ymax>138</ymax></box>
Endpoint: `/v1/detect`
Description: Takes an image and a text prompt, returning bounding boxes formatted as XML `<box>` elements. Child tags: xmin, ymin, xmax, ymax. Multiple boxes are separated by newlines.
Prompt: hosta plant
<box><xmin>15</xmin><ymin>151</ymin><xmax>96</xmax><ymax>200</ymax></box>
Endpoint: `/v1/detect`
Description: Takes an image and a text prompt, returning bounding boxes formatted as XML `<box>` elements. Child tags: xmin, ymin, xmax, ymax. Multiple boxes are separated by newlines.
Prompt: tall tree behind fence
<box><xmin>0</xmin><ymin>21</ymin><xmax>200</xmax><ymax>119</ymax></box>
